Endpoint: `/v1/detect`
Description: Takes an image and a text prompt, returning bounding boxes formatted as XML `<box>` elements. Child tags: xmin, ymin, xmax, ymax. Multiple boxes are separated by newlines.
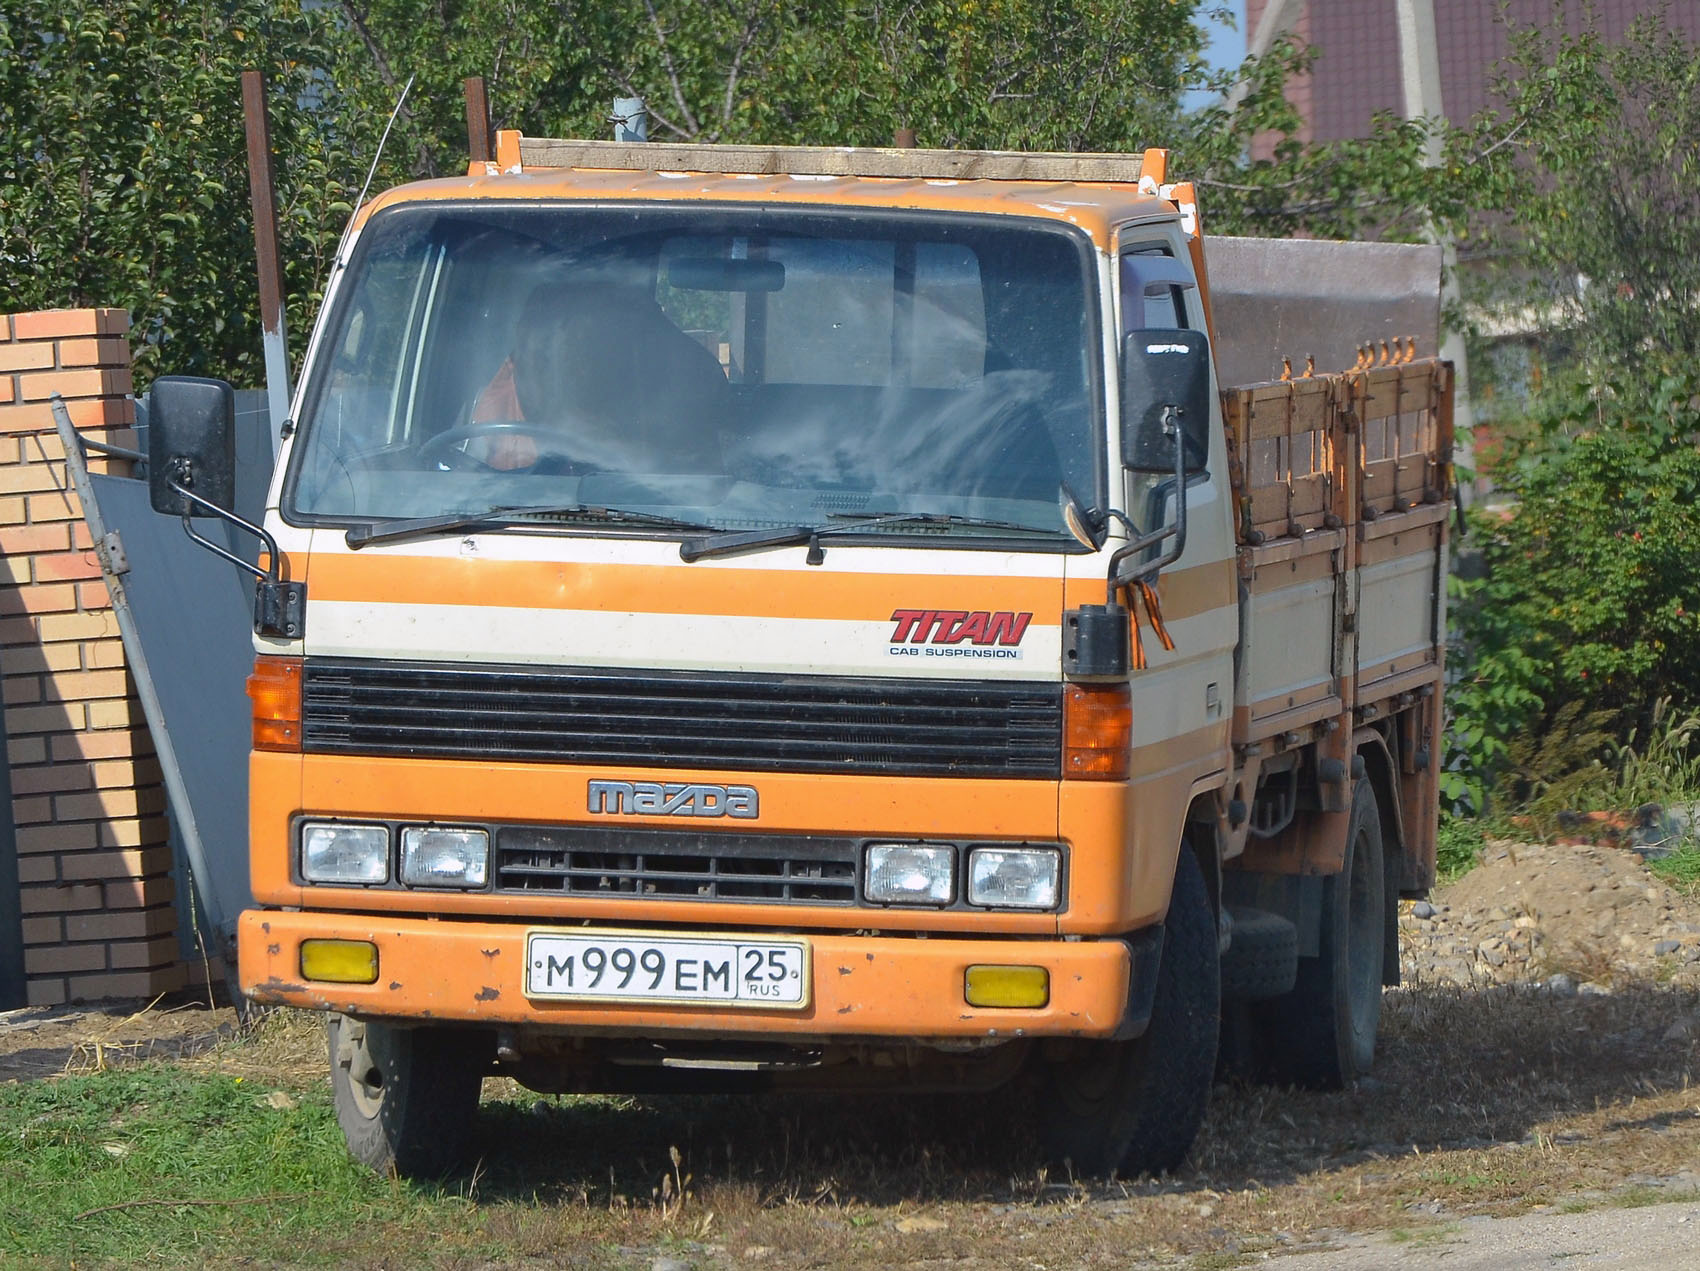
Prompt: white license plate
<box><xmin>525</xmin><ymin>931</ymin><xmax>810</xmax><ymax>1009</ymax></box>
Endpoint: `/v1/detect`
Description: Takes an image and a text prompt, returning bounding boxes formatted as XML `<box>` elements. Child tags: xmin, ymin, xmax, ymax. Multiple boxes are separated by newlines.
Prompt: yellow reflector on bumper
<box><xmin>300</xmin><ymin>939</ymin><xmax>379</xmax><ymax>984</ymax></box>
<box><xmin>964</xmin><ymin>964</ymin><xmax>1049</xmax><ymax>1008</ymax></box>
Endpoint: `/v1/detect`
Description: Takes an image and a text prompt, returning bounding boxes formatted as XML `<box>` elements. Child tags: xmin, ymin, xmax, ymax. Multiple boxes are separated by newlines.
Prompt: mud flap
<box><xmin>1109</xmin><ymin>925</ymin><xmax>1166</xmax><ymax>1041</ymax></box>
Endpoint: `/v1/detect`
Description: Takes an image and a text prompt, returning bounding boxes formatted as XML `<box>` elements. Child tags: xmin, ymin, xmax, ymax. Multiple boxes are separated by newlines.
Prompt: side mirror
<box><xmin>148</xmin><ymin>376</ymin><xmax>236</xmax><ymax>516</ymax></box>
<box><xmin>1120</xmin><ymin>329</ymin><xmax>1211</xmax><ymax>474</ymax></box>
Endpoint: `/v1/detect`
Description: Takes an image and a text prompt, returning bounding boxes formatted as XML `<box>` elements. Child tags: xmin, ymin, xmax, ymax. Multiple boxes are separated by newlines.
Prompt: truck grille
<box><xmin>496</xmin><ymin>826</ymin><xmax>858</xmax><ymax>904</ymax></box>
<box><xmin>301</xmin><ymin>659</ymin><xmax>1062</xmax><ymax>778</ymax></box>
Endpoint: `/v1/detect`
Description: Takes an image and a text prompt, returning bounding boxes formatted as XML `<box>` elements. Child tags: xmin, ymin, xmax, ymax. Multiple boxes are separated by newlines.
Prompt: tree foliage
<box><xmin>1459</xmin><ymin>14</ymin><xmax>1700</xmax><ymax>396</ymax></box>
<box><xmin>1175</xmin><ymin>39</ymin><xmax>1460</xmax><ymax>242</ymax></box>
<box><xmin>0</xmin><ymin>0</ymin><xmax>1503</xmax><ymax>383</ymax></box>
<box><xmin>0</xmin><ymin>0</ymin><xmax>363</xmax><ymax>381</ymax></box>
<box><xmin>1448</xmin><ymin>389</ymin><xmax>1700</xmax><ymax>811</ymax></box>
<box><xmin>1442</xmin><ymin>15</ymin><xmax>1700</xmax><ymax>812</ymax></box>
<box><xmin>1</xmin><ymin>0</ymin><xmax>1235</xmax><ymax>382</ymax></box>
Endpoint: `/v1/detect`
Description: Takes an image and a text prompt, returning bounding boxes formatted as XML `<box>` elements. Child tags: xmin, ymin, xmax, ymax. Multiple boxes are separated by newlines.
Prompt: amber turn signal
<box><xmin>248</xmin><ymin>655</ymin><xmax>303</xmax><ymax>752</ymax></box>
<box><xmin>1063</xmin><ymin>682</ymin><xmax>1131</xmax><ymax>780</ymax></box>
<box><xmin>964</xmin><ymin>964</ymin><xmax>1050</xmax><ymax>1008</ymax></box>
<box><xmin>300</xmin><ymin>939</ymin><xmax>378</xmax><ymax>985</ymax></box>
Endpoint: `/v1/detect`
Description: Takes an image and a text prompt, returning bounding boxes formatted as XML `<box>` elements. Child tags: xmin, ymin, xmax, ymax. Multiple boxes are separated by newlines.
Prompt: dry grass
<box><xmin>9</xmin><ymin>977</ymin><xmax>1698</xmax><ymax>1268</ymax></box>
<box><xmin>226</xmin><ymin>977</ymin><xmax>1700</xmax><ymax>1267</ymax></box>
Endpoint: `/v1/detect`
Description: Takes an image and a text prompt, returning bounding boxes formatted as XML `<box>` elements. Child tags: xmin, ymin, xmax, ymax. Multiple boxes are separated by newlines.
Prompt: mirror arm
<box><xmin>168</xmin><ymin>476</ymin><xmax>281</xmax><ymax>584</ymax></box>
<box><xmin>167</xmin><ymin>475</ymin><xmax>306</xmax><ymax>639</ymax></box>
<box><xmin>1106</xmin><ymin>407</ymin><xmax>1190</xmax><ymax>600</ymax></box>
<box><xmin>79</xmin><ymin>435</ymin><xmax>147</xmax><ymax>464</ymax></box>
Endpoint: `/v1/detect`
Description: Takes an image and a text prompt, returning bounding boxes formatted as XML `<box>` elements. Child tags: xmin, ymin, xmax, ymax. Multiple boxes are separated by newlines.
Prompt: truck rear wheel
<box><xmin>328</xmin><ymin>1015</ymin><xmax>489</xmax><ymax>1178</ymax></box>
<box><xmin>1255</xmin><ymin>777</ymin><xmax>1385</xmax><ymax>1088</ymax></box>
<box><xmin>1039</xmin><ymin>844</ymin><xmax>1219</xmax><ymax>1177</ymax></box>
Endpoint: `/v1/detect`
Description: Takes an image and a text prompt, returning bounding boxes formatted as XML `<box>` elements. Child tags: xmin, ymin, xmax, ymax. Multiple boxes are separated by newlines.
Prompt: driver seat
<box><xmin>507</xmin><ymin>281</ymin><xmax>726</xmax><ymax>473</ymax></box>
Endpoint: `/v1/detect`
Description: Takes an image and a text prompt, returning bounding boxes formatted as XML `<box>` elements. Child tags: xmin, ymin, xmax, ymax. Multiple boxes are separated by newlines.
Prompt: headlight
<box><xmin>400</xmin><ymin>826</ymin><xmax>489</xmax><ymax>888</ymax></box>
<box><xmin>864</xmin><ymin>844</ymin><xmax>954</xmax><ymax>905</ymax></box>
<box><xmin>967</xmin><ymin>847</ymin><xmax>1061</xmax><ymax>909</ymax></box>
<box><xmin>301</xmin><ymin>822</ymin><xmax>390</xmax><ymax>885</ymax></box>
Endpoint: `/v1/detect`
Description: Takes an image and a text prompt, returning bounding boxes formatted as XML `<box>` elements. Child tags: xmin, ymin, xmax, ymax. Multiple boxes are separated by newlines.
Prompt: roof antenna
<box><xmin>333</xmin><ymin>74</ymin><xmax>416</xmax><ymax>271</ymax></box>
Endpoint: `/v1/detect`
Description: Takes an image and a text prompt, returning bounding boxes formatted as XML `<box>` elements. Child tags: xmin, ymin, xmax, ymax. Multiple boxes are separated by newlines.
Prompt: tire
<box><xmin>1219</xmin><ymin>906</ymin><xmax>1299</xmax><ymax>1001</ymax></box>
<box><xmin>1039</xmin><ymin>845</ymin><xmax>1219</xmax><ymax>1177</ymax></box>
<box><xmin>1254</xmin><ymin>777</ymin><xmax>1385</xmax><ymax>1089</ymax></box>
<box><xmin>328</xmin><ymin>1014</ymin><xmax>490</xmax><ymax>1178</ymax></box>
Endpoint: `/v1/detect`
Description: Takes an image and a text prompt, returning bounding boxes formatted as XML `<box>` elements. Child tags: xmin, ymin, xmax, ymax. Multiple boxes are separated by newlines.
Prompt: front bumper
<box><xmin>239</xmin><ymin>910</ymin><xmax>1136</xmax><ymax>1041</ymax></box>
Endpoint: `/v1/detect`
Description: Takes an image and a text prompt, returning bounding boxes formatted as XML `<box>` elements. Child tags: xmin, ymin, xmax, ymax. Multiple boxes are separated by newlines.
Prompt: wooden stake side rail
<box><xmin>1221</xmin><ymin>359</ymin><xmax>1453</xmax><ymax>547</ymax></box>
<box><xmin>1225</xmin><ymin>358</ymin><xmax>1452</xmax><ymax>756</ymax></box>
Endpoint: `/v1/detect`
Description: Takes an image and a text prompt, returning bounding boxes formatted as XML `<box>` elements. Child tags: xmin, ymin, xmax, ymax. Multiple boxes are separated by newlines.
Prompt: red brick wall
<box><xmin>0</xmin><ymin>308</ymin><xmax>185</xmax><ymax>1006</ymax></box>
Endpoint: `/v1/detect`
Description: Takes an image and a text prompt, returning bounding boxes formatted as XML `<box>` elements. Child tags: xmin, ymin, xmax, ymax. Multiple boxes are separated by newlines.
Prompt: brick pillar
<box><xmin>0</xmin><ymin>308</ymin><xmax>185</xmax><ymax>1006</ymax></box>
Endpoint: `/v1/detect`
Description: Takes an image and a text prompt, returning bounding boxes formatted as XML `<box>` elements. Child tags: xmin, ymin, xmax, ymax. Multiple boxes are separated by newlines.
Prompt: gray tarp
<box><xmin>1203</xmin><ymin>237</ymin><xmax>1445</xmax><ymax>388</ymax></box>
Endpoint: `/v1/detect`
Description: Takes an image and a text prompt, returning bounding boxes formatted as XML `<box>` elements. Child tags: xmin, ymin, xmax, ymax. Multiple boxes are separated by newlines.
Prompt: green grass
<box><xmin>0</xmin><ymin>1066</ymin><xmax>504</xmax><ymax>1268</ymax></box>
<box><xmin>1436</xmin><ymin>815</ymin><xmax>1486</xmax><ymax>883</ymax></box>
<box><xmin>1387</xmin><ymin>1221</ymin><xmax>1462</xmax><ymax>1247</ymax></box>
<box><xmin>1648</xmin><ymin>843</ymin><xmax>1700</xmax><ymax>896</ymax></box>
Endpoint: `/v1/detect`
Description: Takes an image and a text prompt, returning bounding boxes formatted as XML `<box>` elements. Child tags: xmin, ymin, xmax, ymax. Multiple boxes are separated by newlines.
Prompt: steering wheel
<box><xmin>418</xmin><ymin>420</ymin><xmax>596</xmax><ymax>474</ymax></box>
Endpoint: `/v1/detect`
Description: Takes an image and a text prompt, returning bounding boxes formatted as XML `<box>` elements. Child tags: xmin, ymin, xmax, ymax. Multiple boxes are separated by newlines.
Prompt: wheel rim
<box><xmin>1344</xmin><ymin>823</ymin><xmax>1383</xmax><ymax>1060</ymax></box>
<box><xmin>335</xmin><ymin>1019</ymin><xmax>387</xmax><ymax>1119</ymax></box>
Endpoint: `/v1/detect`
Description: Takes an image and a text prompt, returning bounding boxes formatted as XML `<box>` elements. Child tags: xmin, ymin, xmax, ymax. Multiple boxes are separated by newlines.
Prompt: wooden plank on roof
<box><xmin>514</xmin><ymin>137</ymin><xmax>1152</xmax><ymax>184</ymax></box>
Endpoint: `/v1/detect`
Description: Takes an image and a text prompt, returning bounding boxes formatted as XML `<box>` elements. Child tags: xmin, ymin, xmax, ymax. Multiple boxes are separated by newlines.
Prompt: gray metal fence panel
<box><xmin>74</xmin><ymin>387</ymin><xmax>274</xmax><ymax>957</ymax></box>
<box><xmin>85</xmin><ymin>472</ymin><xmax>256</xmax><ymax>946</ymax></box>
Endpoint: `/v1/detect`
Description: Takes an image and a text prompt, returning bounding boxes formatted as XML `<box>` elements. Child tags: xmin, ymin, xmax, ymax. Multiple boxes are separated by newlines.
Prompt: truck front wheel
<box><xmin>1038</xmin><ymin>844</ymin><xmax>1220</xmax><ymax>1177</ymax></box>
<box><xmin>328</xmin><ymin>1015</ymin><xmax>490</xmax><ymax>1178</ymax></box>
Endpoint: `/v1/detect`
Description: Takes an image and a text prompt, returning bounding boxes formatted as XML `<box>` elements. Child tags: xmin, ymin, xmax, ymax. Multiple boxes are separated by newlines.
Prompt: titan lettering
<box><xmin>888</xmin><ymin>608</ymin><xmax>1032</xmax><ymax>647</ymax></box>
<box><xmin>587</xmin><ymin>780</ymin><xmax>759</xmax><ymax>819</ymax></box>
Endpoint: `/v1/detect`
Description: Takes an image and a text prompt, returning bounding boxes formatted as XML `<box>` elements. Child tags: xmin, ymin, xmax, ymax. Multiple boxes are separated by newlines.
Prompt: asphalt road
<box><xmin>1267</xmin><ymin>1199</ymin><xmax>1700</xmax><ymax>1269</ymax></box>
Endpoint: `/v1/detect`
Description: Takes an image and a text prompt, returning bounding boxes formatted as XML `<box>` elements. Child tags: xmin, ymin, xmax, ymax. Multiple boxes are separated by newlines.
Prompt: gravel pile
<box><xmin>1399</xmin><ymin>841</ymin><xmax>1700</xmax><ymax>993</ymax></box>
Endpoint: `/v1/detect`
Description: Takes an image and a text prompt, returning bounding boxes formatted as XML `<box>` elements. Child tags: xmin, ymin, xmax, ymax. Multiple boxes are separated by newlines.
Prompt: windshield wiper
<box><xmin>678</xmin><ymin>511</ymin><xmax>1066</xmax><ymax>563</ymax></box>
<box><xmin>345</xmin><ymin>504</ymin><xmax>711</xmax><ymax>549</ymax></box>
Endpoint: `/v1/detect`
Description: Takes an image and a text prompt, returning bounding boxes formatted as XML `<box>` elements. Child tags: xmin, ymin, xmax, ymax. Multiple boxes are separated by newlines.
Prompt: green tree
<box><xmin>1441</xmin><ymin>14</ymin><xmax>1700</xmax><ymax>810</ymax></box>
<box><xmin>1175</xmin><ymin>38</ymin><xmax>1460</xmax><ymax>242</ymax></box>
<box><xmin>1460</xmin><ymin>14</ymin><xmax>1700</xmax><ymax>398</ymax></box>
<box><xmin>325</xmin><ymin>0</ymin><xmax>1221</xmax><ymax>163</ymax></box>
<box><xmin>1</xmin><ymin>0</ymin><xmax>1241</xmax><ymax>383</ymax></box>
<box><xmin>0</xmin><ymin>0</ymin><xmax>363</xmax><ymax>382</ymax></box>
<box><xmin>1449</xmin><ymin>397</ymin><xmax>1700</xmax><ymax>810</ymax></box>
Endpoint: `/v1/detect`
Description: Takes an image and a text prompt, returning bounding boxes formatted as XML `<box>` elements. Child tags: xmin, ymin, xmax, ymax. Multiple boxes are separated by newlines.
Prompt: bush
<box><xmin>1446</xmin><ymin>373</ymin><xmax>1700</xmax><ymax>813</ymax></box>
<box><xmin>1435</xmin><ymin>815</ymin><xmax>1485</xmax><ymax>882</ymax></box>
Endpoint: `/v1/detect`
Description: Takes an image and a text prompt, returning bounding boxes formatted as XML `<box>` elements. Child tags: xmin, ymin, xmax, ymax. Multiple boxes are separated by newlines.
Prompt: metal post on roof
<box><xmin>612</xmin><ymin>97</ymin><xmax>648</xmax><ymax>143</ymax></box>
<box><xmin>241</xmin><ymin>70</ymin><xmax>290</xmax><ymax>463</ymax></box>
<box><xmin>464</xmin><ymin>76</ymin><xmax>494</xmax><ymax>164</ymax></box>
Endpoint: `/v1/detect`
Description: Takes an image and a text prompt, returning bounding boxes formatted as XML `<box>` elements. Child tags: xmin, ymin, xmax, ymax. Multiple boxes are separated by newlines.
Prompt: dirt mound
<box><xmin>1400</xmin><ymin>841</ymin><xmax>1700</xmax><ymax>992</ymax></box>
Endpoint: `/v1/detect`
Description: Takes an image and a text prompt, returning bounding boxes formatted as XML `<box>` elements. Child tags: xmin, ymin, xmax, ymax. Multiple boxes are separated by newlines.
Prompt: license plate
<box><xmin>524</xmin><ymin>930</ymin><xmax>810</xmax><ymax>1009</ymax></box>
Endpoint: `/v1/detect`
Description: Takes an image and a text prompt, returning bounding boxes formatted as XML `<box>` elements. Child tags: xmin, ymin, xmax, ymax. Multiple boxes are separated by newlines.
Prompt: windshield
<box><xmin>287</xmin><ymin>202</ymin><xmax>1100</xmax><ymax>543</ymax></box>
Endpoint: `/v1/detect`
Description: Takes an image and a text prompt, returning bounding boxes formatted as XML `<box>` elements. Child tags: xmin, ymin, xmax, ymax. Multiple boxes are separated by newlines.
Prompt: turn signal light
<box><xmin>1063</xmin><ymin>682</ymin><xmax>1131</xmax><ymax>780</ymax></box>
<box><xmin>248</xmin><ymin>656</ymin><xmax>303</xmax><ymax>752</ymax></box>
<box><xmin>300</xmin><ymin>939</ymin><xmax>378</xmax><ymax>984</ymax></box>
<box><xmin>964</xmin><ymin>964</ymin><xmax>1050</xmax><ymax>1008</ymax></box>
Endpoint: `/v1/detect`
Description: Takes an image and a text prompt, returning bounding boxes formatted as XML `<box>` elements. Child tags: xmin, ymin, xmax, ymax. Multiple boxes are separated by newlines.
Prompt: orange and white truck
<box><xmin>146</xmin><ymin>137</ymin><xmax>1452</xmax><ymax>1178</ymax></box>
